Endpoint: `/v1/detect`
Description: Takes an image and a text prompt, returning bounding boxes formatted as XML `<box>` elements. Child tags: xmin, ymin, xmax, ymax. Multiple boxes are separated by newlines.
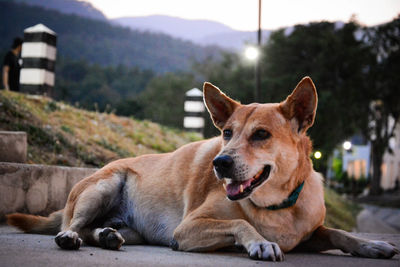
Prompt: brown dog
<box><xmin>7</xmin><ymin>77</ymin><xmax>399</xmax><ymax>261</ymax></box>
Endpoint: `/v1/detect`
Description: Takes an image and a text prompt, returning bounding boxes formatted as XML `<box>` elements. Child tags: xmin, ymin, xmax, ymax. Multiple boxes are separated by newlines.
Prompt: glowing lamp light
<box><xmin>343</xmin><ymin>141</ymin><xmax>352</xmax><ymax>151</ymax></box>
<box><xmin>244</xmin><ymin>46</ymin><xmax>259</xmax><ymax>61</ymax></box>
<box><xmin>314</xmin><ymin>151</ymin><xmax>322</xmax><ymax>159</ymax></box>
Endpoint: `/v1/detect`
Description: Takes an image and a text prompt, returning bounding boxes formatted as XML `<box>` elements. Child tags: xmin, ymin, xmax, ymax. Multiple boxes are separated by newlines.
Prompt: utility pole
<box><xmin>255</xmin><ymin>0</ymin><xmax>262</xmax><ymax>102</ymax></box>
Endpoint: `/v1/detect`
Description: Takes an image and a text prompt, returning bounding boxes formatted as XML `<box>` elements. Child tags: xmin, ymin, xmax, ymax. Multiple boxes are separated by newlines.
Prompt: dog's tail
<box><xmin>6</xmin><ymin>209</ymin><xmax>63</xmax><ymax>235</ymax></box>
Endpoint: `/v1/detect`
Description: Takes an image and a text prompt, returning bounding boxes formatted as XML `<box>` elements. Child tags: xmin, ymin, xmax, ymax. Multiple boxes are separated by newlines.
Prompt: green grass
<box><xmin>324</xmin><ymin>187</ymin><xmax>361</xmax><ymax>231</ymax></box>
<box><xmin>61</xmin><ymin>125</ymin><xmax>74</xmax><ymax>134</ymax></box>
<box><xmin>0</xmin><ymin>91</ymin><xmax>202</xmax><ymax>167</ymax></box>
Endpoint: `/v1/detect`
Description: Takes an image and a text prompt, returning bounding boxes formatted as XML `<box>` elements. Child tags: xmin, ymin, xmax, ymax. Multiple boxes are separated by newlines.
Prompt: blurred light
<box><xmin>314</xmin><ymin>151</ymin><xmax>322</xmax><ymax>159</ymax></box>
<box><xmin>244</xmin><ymin>46</ymin><xmax>259</xmax><ymax>61</ymax></box>
<box><xmin>343</xmin><ymin>141</ymin><xmax>352</xmax><ymax>150</ymax></box>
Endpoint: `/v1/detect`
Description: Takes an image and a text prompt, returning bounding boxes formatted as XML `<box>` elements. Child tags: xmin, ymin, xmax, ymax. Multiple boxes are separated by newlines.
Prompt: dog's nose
<box><xmin>213</xmin><ymin>155</ymin><xmax>234</xmax><ymax>178</ymax></box>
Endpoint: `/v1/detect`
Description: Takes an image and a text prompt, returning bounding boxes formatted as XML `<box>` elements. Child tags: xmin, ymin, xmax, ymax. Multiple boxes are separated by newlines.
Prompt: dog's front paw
<box><xmin>55</xmin><ymin>230</ymin><xmax>82</xmax><ymax>250</ymax></box>
<box><xmin>99</xmin><ymin>227</ymin><xmax>125</xmax><ymax>250</ymax></box>
<box><xmin>351</xmin><ymin>240</ymin><xmax>399</xmax><ymax>259</ymax></box>
<box><xmin>247</xmin><ymin>240</ymin><xmax>284</xmax><ymax>261</ymax></box>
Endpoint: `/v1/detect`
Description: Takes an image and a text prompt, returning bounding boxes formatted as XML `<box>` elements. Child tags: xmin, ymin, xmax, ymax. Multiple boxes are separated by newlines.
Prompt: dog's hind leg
<box><xmin>295</xmin><ymin>225</ymin><xmax>399</xmax><ymax>259</ymax></box>
<box><xmin>55</xmin><ymin>172</ymin><xmax>126</xmax><ymax>250</ymax></box>
<box><xmin>79</xmin><ymin>227</ymin><xmax>125</xmax><ymax>250</ymax></box>
<box><xmin>118</xmin><ymin>227</ymin><xmax>145</xmax><ymax>245</ymax></box>
<box><xmin>78</xmin><ymin>227</ymin><xmax>145</xmax><ymax>250</ymax></box>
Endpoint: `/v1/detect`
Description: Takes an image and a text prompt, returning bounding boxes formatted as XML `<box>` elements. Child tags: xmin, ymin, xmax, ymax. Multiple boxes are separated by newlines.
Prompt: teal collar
<box><xmin>266</xmin><ymin>181</ymin><xmax>305</xmax><ymax>210</ymax></box>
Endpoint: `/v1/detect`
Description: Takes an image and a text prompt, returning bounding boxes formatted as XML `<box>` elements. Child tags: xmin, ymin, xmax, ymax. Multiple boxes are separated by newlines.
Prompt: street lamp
<box><xmin>245</xmin><ymin>0</ymin><xmax>262</xmax><ymax>102</ymax></box>
<box><xmin>343</xmin><ymin>141</ymin><xmax>352</xmax><ymax>151</ymax></box>
<box><xmin>245</xmin><ymin>46</ymin><xmax>260</xmax><ymax>61</ymax></box>
<box><xmin>255</xmin><ymin>0</ymin><xmax>262</xmax><ymax>102</ymax></box>
<box><xmin>244</xmin><ymin>45</ymin><xmax>260</xmax><ymax>103</ymax></box>
<box><xmin>314</xmin><ymin>151</ymin><xmax>322</xmax><ymax>159</ymax></box>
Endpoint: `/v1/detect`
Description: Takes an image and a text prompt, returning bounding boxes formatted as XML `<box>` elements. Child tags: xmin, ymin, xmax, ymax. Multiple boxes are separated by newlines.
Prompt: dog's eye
<box><xmin>223</xmin><ymin>129</ymin><xmax>232</xmax><ymax>140</ymax></box>
<box><xmin>251</xmin><ymin>129</ymin><xmax>270</xmax><ymax>141</ymax></box>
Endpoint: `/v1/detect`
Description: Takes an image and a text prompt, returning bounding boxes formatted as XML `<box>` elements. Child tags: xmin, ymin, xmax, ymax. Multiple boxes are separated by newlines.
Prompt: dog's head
<box><xmin>204</xmin><ymin>77</ymin><xmax>317</xmax><ymax>206</ymax></box>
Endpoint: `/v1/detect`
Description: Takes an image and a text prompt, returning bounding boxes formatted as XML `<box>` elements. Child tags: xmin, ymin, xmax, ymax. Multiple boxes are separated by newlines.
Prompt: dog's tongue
<box><xmin>226</xmin><ymin>179</ymin><xmax>252</xmax><ymax>196</ymax></box>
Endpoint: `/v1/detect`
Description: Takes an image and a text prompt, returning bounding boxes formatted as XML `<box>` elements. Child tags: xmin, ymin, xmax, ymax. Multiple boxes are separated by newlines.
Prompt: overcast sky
<box><xmin>87</xmin><ymin>0</ymin><xmax>400</xmax><ymax>31</ymax></box>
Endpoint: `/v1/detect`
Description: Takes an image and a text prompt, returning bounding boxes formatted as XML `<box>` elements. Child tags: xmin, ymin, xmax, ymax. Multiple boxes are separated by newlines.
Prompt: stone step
<box><xmin>0</xmin><ymin>162</ymin><xmax>97</xmax><ymax>221</ymax></box>
<box><xmin>0</xmin><ymin>131</ymin><xmax>27</xmax><ymax>163</ymax></box>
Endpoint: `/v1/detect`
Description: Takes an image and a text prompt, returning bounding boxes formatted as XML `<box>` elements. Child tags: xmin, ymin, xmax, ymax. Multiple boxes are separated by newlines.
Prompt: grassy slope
<box><xmin>0</xmin><ymin>91</ymin><xmax>359</xmax><ymax>230</ymax></box>
<box><xmin>324</xmin><ymin>187</ymin><xmax>361</xmax><ymax>231</ymax></box>
<box><xmin>0</xmin><ymin>91</ymin><xmax>200</xmax><ymax>167</ymax></box>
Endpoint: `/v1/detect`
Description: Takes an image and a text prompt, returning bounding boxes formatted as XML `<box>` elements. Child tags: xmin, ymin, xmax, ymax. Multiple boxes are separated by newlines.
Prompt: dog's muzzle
<box><xmin>213</xmin><ymin>155</ymin><xmax>234</xmax><ymax>179</ymax></box>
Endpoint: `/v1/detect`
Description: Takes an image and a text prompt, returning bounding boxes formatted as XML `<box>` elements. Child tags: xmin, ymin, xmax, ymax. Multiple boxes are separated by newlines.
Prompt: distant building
<box><xmin>340</xmin><ymin>124</ymin><xmax>400</xmax><ymax>191</ymax></box>
<box><xmin>380</xmin><ymin>123</ymin><xmax>400</xmax><ymax>190</ymax></box>
<box><xmin>342</xmin><ymin>141</ymin><xmax>370</xmax><ymax>179</ymax></box>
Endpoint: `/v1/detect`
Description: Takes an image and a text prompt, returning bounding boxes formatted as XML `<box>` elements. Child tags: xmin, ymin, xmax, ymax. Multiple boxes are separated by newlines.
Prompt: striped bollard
<box><xmin>184</xmin><ymin>88</ymin><xmax>205</xmax><ymax>136</ymax></box>
<box><xmin>20</xmin><ymin>24</ymin><xmax>57</xmax><ymax>95</ymax></box>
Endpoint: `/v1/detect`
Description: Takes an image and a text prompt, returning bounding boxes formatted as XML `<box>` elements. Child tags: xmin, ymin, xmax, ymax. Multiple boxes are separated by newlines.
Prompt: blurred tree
<box><xmin>363</xmin><ymin>17</ymin><xmax>400</xmax><ymax>195</ymax></box>
<box><xmin>195</xmin><ymin>52</ymin><xmax>254</xmax><ymax>102</ymax></box>
<box><xmin>133</xmin><ymin>73</ymin><xmax>198</xmax><ymax>128</ymax></box>
<box><xmin>261</xmin><ymin>21</ymin><xmax>372</xmax><ymax>160</ymax></box>
<box><xmin>54</xmin><ymin>58</ymin><xmax>155</xmax><ymax>112</ymax></box>
<box><xmin>194</xmin><ymin>52</ymin><xmax>254</xmax><ymax>137</ymax></box>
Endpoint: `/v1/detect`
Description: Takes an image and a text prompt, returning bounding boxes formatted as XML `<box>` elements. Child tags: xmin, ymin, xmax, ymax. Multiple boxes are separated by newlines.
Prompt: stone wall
<box><xmin>0</xmin><ymin>162</ymin><xmax>97</xmax><ymax>221</ymax></box>
<box><xmin>0</xmin><ymin>131</ymin><xmax>27</xmax><ymax>163</ymax></box>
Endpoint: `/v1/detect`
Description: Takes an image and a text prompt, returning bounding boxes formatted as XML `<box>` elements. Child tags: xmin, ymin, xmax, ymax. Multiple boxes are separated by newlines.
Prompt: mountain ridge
<box><xmin>112</xmin><ymin>15</ymin><xmax>271</xmax><ymax>50</ymax></box>
<box><xmin>14</xmin><ymin>0</ymin><xmax>107</xmax><ymax>21</ymax></box>
<box><xmin>0</xmin><ymin>1</ymin><xmax>218</xmax><ymax>73</ymax></box>
<box><xmin>112</xmin><ymin>15</ymin><xmax>234</xmax><ymax>40</ymax></box>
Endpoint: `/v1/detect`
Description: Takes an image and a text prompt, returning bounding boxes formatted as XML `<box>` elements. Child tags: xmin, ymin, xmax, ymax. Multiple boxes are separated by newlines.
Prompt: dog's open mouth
<box><xmin>224</xmin><ymin>165</ymin><xmax>271</xmax><ymax>200</ymax></box>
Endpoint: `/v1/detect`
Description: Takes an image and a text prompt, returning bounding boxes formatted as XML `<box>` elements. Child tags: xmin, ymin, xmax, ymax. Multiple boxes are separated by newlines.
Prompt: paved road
<box><xmin>0</xmin><ymin>225</ymin><xmax>399</xmax><ymax>267</ymax></box>
<box><xmin>357</xmin><ymin>205</ymin><xmax>400</xmax><ymax>234</ymax></box>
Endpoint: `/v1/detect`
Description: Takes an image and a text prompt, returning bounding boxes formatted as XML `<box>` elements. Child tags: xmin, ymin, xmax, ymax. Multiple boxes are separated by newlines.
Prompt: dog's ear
<box><xmin>203</xmin><ymin>82</ymin><xmax>239</xmax><ymax>129</ymax></box>
<box><xmin>280</xmin><ymin>77</ymin><xmax>318</xmax><ymax>133</ymax></box>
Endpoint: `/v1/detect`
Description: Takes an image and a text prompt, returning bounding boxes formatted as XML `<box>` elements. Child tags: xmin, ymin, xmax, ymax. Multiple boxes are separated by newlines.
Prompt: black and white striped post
<box><xmin>20</xmin><ymin>24</ymin><xmax>57</xmax><ymax>95</ymax></box>
<box><xmin>183</xmin><ymin>88</ymin><xmax>205</xmax><ymax>135</ymax></box>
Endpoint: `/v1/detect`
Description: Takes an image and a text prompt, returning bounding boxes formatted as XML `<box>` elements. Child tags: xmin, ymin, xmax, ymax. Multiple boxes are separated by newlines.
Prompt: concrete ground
<box><xmin>0</xmin><ymin>225</ymin><xmax>399</xmax><ymax>267</ymax></box>
<box><xmin>357</xmin><ymin>205</ymin><xmax>400</xmax><ymax>234</ymax></box>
